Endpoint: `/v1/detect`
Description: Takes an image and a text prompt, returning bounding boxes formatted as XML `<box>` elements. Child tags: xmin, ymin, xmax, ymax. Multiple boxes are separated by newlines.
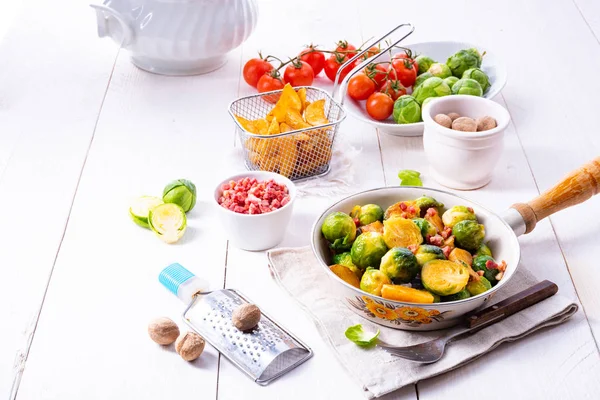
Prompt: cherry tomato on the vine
<box><xmin>390</xmin><ymin>58</ymin><xmax>417</xmax><ymax>87</ymax></box>
<box><xmin>284</xmin><ymin>60</ymin><xmax>314</xmax><ymax>87</ymax></box>
<box><xmin>392</xmin><ymin>50</ymin><xmax>419</xmax><ymax>76</ymax></box>
<box><xmin>299</xmin><ymin>46</ymin><xmax>325</xmax><ymax>76</ymax></box>
<box><xmin>379</xmin><ymin>79</ymin><xmax>407</xmax><ymax>101</ymax></box>
<box><xmin>364</xmin><ymin>63</ymin><xmax>390</xmax><ymax>89</ymax></box>
<box><xmin>243</xmin><ymin>57</ymin><xmax>274</xmax><ymax>88</ymax></box>
<box><xmin>257</xmin><ymin>72</ymin><xmax>285</xmax><ymax>103</ymax></box>
<box><xmin>366</xmin><ymin>92</ymin><xmax>394</xmax><ymax>121</ymax></box>
<box><xmin>335</xmin><ymin>40</ymin><xmax>357</xmax><ymax>58</ymax></box>
<box><xmin>347</xmin><ymin>73</ymin><xmax>376</xmax><ymax>101</ymax></box>
<box><xmin>324</xmin><ymin>53</ymin><xmax>353</xmax><ymax>83</ymax></box>
<box><xmin>366</xmin><ymin>46</ymin><xmax>380</xmax><ymax>58</ymax></box>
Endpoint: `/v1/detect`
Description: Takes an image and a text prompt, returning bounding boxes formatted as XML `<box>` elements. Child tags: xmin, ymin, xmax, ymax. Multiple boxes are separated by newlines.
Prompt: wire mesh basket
<box><xmin>229</xmin><ymin>87</ymin><xmax>346</xmax><ymax>181</ymax></box>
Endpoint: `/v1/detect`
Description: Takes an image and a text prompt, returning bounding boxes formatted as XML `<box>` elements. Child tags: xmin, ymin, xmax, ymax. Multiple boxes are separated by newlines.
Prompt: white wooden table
<box><xmin>2</xmin><ymin>0</ymin><xmax>600</xmax><ymax>398</ymax></box>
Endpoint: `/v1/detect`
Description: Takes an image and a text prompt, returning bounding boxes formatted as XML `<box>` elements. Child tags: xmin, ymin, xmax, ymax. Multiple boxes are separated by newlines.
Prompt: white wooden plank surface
<box><xmin>0</xmin><ymin>1</ymin><xmax>119</xmax><ymax>397</ymax></box>
<box><xmin>574</xmin><ymin>0</ymin><xmax>600</xmax><ymax>41</ymax></box>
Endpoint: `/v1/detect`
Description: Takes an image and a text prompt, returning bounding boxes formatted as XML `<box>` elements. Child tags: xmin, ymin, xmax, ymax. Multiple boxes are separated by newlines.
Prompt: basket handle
<box><xmin>331</xmin><ymin>23</ymin><xmax>415</xmax><ymax>105</ymax></box>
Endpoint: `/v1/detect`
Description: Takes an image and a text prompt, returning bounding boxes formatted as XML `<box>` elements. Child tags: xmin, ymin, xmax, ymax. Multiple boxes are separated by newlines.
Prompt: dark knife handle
<box><xmin>466</xmin><ymin>280</ymin><xmax>558</xmax><ymax>330</ymax></box>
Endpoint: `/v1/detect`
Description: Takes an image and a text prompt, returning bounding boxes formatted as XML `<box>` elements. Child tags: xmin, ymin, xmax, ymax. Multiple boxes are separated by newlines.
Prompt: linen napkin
<box><xmin>267</xmin><ymin>247</ymin><xmax>578</xmax><ymax>399</ymax></box>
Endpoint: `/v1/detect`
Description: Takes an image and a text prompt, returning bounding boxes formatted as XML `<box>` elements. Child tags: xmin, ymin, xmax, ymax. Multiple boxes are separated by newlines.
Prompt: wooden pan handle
<box><xmin>511</xmin><ymin>157</ymin><xmax>600</xmax><ymax>234</ymax></box>
<box><xmin>467</xmin><ymin>280</ymin><xmax>558</xmax><ymax>330</ymax></box>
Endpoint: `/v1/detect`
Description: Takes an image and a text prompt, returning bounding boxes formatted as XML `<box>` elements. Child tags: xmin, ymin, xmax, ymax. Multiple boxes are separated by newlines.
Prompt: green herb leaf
<box><xmin>398</xmin><ymin>170</ymin><xmax>423</xmax><ymax>186</ymax></box>
<box><xmin>345</xmin><ymin>324</ymin><xmax>380</xmax><ymax>347</ymax></box>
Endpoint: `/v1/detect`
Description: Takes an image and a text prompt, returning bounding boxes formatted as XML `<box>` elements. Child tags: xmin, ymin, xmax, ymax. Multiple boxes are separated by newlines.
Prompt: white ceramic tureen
<box><xmin>91</xmin><ymin>0</ymin><xmax>258</xmax><ymax>75</ymax></box>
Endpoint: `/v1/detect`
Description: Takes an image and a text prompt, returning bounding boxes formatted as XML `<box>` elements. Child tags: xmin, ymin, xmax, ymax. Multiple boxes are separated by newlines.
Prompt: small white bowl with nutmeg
<box><xmin>422</xmin><ymin>95</ymin><xmax>511</xmax><ymax>190</ymax></box>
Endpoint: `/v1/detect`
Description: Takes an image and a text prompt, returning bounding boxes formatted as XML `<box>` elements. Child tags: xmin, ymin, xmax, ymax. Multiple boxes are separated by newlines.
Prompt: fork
<box><xmin>377</xmin><ymin>280</ymin><xmax>558</xmax><ymax>363</ymax></box>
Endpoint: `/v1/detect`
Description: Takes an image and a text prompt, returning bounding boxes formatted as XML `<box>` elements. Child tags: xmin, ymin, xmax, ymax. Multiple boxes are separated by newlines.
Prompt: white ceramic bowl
<box><xmin>422</xmin><ymin>95</ymin><xmax>511</xmax><ymax>190</ymax></box>
<box><xmin>214</xmin><ymin>171</ymin><xmax>296</xmax><ymax>251</ymax></box>
<box><xmin>344</xmin><ymin>41</ymin><xmax>507</xmax><ymax>137</ymax></box>
<box><xmin>311</xmin><ymin>187</ymin><xmax>521</xmax><ymax>331</ymax></box>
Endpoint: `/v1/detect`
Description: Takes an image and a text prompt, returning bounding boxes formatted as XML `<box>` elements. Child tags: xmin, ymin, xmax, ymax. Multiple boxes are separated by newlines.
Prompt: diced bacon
<box><xmin>218</xmin><ymin>177</ymin><xmax>291</xmax><ymax>215</ymax></box>
<box><xmin>477</xmin><ymin>270</ymin><xmax>485</xmax><ymax>276</ymax></box>
<box><xmin>486</xmin><ymin>259</ymin><xmax>498</xmax><ymax>270</ymax></box>
<box><xmin>426</xmin><ymin>207</ymin><xmax>438</xmax><ymax>216</ymax></box>
<box><xmin>407</xmin><ymin>244</ymin><xmax>419</xmax><ymax>254</ymax></box>
<box><xmin>400</xmin><ymin>202</ymin><xmax>408</xmax><ymax>211</ymax></box>
<box><xmin>497</xmin><ymin>260</ymin><xmax>507</xmax><ymax>272</ymax></box>
<box><xmin>428</xmin><ymin>234</ymin><xmax>444</xmax><ymax>246</ymax></box>
<box><xmin>441</xmin><ymin>246</ymin><xmax>451</xmax><ymax>258</ymax></box>
<box><xmin>408</xmin><ymin>206</ymin><xmax>416</xmax><ymax>214</ymax></box>
<box><xmin>495</xmin><ymin>271</ymin><xmax>504</xmax><ymax>281</ymax></box>
<box><xmin>467</xmin><ymin>207</ymin><xmax>474</xmax><ymax>213</ymax></box>
<box><xmin>441</xmin><ymin>227</ymin><xmax>452</xmax><ymax>239</ymax></box>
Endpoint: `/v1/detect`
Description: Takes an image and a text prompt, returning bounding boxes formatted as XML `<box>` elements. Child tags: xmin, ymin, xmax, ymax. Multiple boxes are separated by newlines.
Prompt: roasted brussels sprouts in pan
<box><xmin>466</xmin><ymin>276</ymin><xmax>492</xmax><ymax>296</ymax></box>
<box><xmin>360</xmin><ymin>267</ymin><xmax>392</xmax><ymax>296</ymax></box>
<box><xmin>414</xmin><ymin>244</ymin><xmax>446</xmax><ymax>267</ymax></box>
<box><xmin>441</xmin><ymin>288</ymin><xmax>471</xmax><ymax>302</ymax></box>
<box><xmin>421</xmin><ymin>260</ymin><xmax>470</xmax><ymax>296</ymax></box>
<box><xmin>332</xmin><ymin>252</ymin><xmax>363</xmax><ymax>278</ymax></box>
<box><xmin>321</xmin><ymin>212</ymin><xmax>357</xmax><ymax>250</ymax></box>
<box><xmin>475</xmin><ymin>242</ymin><xmax>493</xmax><ymax>258</ymax></box>
<box><xmin>330</xmin><ymin>264</ymin><xmax>361</xmax><ymax>288</ymax></box>
<box><xmin>380</xmin><ymin>247</ymin><xmax>420</xmax><ymax>283</ymax></box>
<box><xmin>412</xmin><ymin>218</ymin><xmax>438</xmax><ymax>237</ymax></box>
<box><xmin>383</xmin><ymin>217</ymin><xmax>423</xmax><ymax>248</ymax></box>
<box><xmin>414</xmin><ymin>196</ymin><xmax>443</xmax><ymax>213</ymax></box>
<box><xmin>350</xmin><ymin>204</ymin><xmax>384</xmax><ymax>226</ymax></box>
<box><xmin>452</xmin><ymin>220</ymin><xmax>485</xmax><ymax>251</ymax></box>
<box><xmin>442</xmin><ymin>205</ymin><xmax>476</xmax><ymax>228</ymax></box>
<box><xmin>350</xmin><ymin>232</ymin><xmax>388</xmax><ymax>269</ymax></box>
<box><xmin>472</xmin><ymin>255</ymin><xmax>501</xmax><ymax>285</ymax></box>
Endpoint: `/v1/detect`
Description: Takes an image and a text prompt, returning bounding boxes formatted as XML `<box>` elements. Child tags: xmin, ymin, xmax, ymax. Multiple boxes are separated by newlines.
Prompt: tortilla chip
<box><xmin>305</xmin><ymin>99</ymin><xmax>329</xmax><ymax>126</ymax></box>
<box><xmin>269</xmin><ymin>84</ymin><xmax>302</xmax><ymax>123</ymax></box>
<box><xmin>285</xmin><ymin>110</ymin><xmax>311</xmax><ymax>130</ymax></box>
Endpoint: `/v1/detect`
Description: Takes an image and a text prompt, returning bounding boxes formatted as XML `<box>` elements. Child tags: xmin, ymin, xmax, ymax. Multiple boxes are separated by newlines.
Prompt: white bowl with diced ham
<box><xmin>214</xmin><ymin>171</ymin><xmax>296</xmax><ymax>251</ymax></box>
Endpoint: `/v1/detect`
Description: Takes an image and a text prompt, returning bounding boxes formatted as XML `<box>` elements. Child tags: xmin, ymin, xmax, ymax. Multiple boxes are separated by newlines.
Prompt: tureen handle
<box><xmin>90</xmin><ymin>4</ymin><xmax>134</xmax><ymax>47</ymax></box>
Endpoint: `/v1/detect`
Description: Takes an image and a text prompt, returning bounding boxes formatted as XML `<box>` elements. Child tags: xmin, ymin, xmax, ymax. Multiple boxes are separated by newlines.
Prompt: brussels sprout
<box><xmin>350</xmin><ymin>232</ymin><xmax>388</xmax><ymax>269</ymax></box>
<box><xmin>442</xmin><ymin>205</ymin><xmax>477</xmax><ymax>228</ymax></box>
<box><xmin>451</xmin><ymin>78</ymin><xmax>483</xmax><ymax>96</ymax></box>
<box><xmin>330</xmin><ymin>264</ymin><xmax>361</xmax><ymax>288</ymax></box>
<box><xmin>421</xmin><ymin>260</ymin><xmax>470</xmax><ymax>296</ymax></box>
<box><xmin>446</xmin><ymin>48</ymin><xmax>482</xmax><ymax>77</ymax></box>
<box><xmin>332</xmin><ymin>252</ymin><xmax>363</xmax><ymax>278</ymax></box>
<box><xmin>345</xmin><ymin>324</ymin><xmax>380</xmax><ymax>347</ymax></box>
<box><xmin>448</xmin><ymin>247</ymin><xmax>473</xmax><ymax>267</ymax></box>
<box><xmin>462</xmin><ymin>68</ymin><xmax>490</xmax><ymax>93</ymax></box>
<box><xmin>415</xmin><ymin>196</ymin><xmax>443</xmax><ymax>212</ymax></box>
<box><xmin>414</xmin><ymin>72</ymin><xmax>433</xmax><ymax>88</ymax></box>
<box><xmin>393</xmin><ymin>95</ymin><xmax>421</xmax><ymax>124</ymax></box>
<box><xmin>453</xmin><ymin>220</ymin><xmax>485</xmax><ymax>252</ymax></box>
<box><xmin>321</xmin><ymin>212</ymin><xmax>357</xmax><ymax>250</ymax></box>
<box><xmin>441</xmin><ymin>288</ymin><xmax>471</xmax><ymax>302</ymax></box>
<box><xmin>350</xmin><ymin>204</ymin><xmax>384</xmax><ymax>226</ymax></box>
<box><xmin>472</xmin><ymin>255</ymin><xmax>500</xmax><ymax>285</ymax></box>
<box><xmin>421</xmin><ymin>97</ymin><xmax>435</xmax><ymax>109</ymax></box>
<box><xmin>148</xmin><ymin>203</ymin><xmax>187</xmax><ymax>244</ymax></box>
<box><xmin>427</xmin><ymin>62</ymin><xmax>452</xmax><ymax>79</ymax></box>
<box><xmin>383</xmin><ymin>217</ymin><xmax>423</xmax><ymax>248</ymax></box>
<box><xmin>129</xmin><ymin>195</ymin><xmax>164</xmax><ymax>229</ymax></box>
<box><xmin>380</xmin><ymin>247</ymin><xmax>420</xmax><ymax>283</ymax></box>
<box><xmin>412</xmin><ymin>77</ymin><xmax>451</xmax><ymax>105</ymax></box>
<box><xmin>475</xmin><ymin>242</ymin><xmax>493</xmax><ymax>258</ymax></box>
<box><xmin>443</xmin><ymin>76</ymin><xmax>459</xmax><ymax>90</ymax></box>
<box><xmin>412</xmin><ymin>218</ymin><xmax>438</xmax><ymax>237</ymax></box>
<box><xmin>415</xmin><ymin>244</ymin><xmax>446</xmax><ymax>266</ymax></box>
<box><xmin>466</xmin><ymin>276</ymin><xmax>492</xmax><ymax>296</ymax></box>
<box><xmin>163</xmin><ymin>179</ymin><xmax>197</xmax><ymax>212</ymax></box>
<box><xmin>360</xmin><ymin>267</ymin><xmax>392</xmax><ymax>296</ymax></box>
<box><xmin>415</xmin><ymin>55</ymin><xmax>435</xmax><ymax>74</ymax></box>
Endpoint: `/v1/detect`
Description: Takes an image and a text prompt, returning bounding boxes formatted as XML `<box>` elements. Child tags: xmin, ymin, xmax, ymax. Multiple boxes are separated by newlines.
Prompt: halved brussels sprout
<box><xmin>412</xmin><ymin>77</ymin><xmax>452</xmax><ymax>105</ymax></box>
<box><xmin>442</xmin><ymin>205</ymin><xmax>477</xmax><ymax>228</ymax></box>
<box><xmin>414</xmin><ymin>72</ymin><xmax>433</xmax><ymax>88</ymax></box>
<box><xmin>427</xmin><ymin>62</ymin><xmax>452</xmax><ymax>79</ymax></box>
<box><xmin>412</xmin><ymin>218</ymin><xmax>438</xmax><ymax>237</ymax></box>
<box><xmin>148</xmin><ymin>203</ymin><xmax>187</xmax><ymax>244</ymax></box>
<box><xmin>448</xmin><ymin>247</ymin><xmax>473</xmax><ymax>267</ymax></box>
<box><xmin>453</xmin><ymin>220</ymin><xmax>485</xmax><ymax>252</ymax></box>
<box><xmin>414</xmin><ymin>196</ymin><xmax>443</xmax><ymax>213</ymax></box>
<box><xmin>421</xmin><ymin>260</ymin><xmax>469</xmax><ymax>296</ymax></box>
<box><xmin>462</xmin><ymin>68</ymin><xmax>490</xmax><ymax>93</ymax></box>
<box><xmin>393</xmin><ymin>95</ymin><xmax>421</xmax><ymax>124</ymax></box>
<box><xmin>380</xmin><ymin>247</ymin><xmax>419</xmax><ymax>283</ymax></box>
<box><xmin>415</xmin><ymin>55</ymin><xmax>435</xmax><ymax>74</ymax></box>
<box><xmin>330</xmin><ymin>264</ymin><xmax>360</xmax><ymax>288</ymax></box>
<box><xmin>475</xmin><ymin>242</ymin><xmax>493</xmax><ymax>258</ymax></box>
<box><xmin>425</xmin><ymin>209</ymin><xmax>444</xmax><ymax>232</ymax></box>
<box><xmin>360</xmin><ymin>267</ymin><xmax>392</xmax><ymax>296</ymax></box>
<box><xmin>360</xmin><ymin>220</ymin><xmax>384</xmax><ymax>235</ymax></box>
<box><xmin>451</xmin><ymin>78</ymin><xmax>483</xmax><ymax>96</ymax></box>
<box><xmin>350</xmin><ymin>232</ymin><xmax>388</xmax><ymax>269</ymax></box>
<box><xmin>472</xmin><ymin>255</ymin><xmax>500</xmax><ymax>285</ymax></box>
<box><xmin>350</xmin><ymin>204</ymin><xmax>384</xmax><ymax>226</ymax></box>
<box><xmin>163</xmin><ymin>179</ymin><xmax>197</xmax><ymax>212</ymax></box>
<box><xmin>129</xmin><ymin>196</ymin><xmax>164</xmax><ymax>229</ymax></box>
<box><xmin>384</xmin><ymin>201</ymin><xmax>421</xmax><ymax>220</ymax></box>
<box><xmin>332</xmin><ymin>252</ymin><xmax>363</xmax><ymax>278</ymax></box>
<box><xmin>383</xmin><ymin>217</ymin><xmax>423</xmax><ymax>248</ymax></box>
<box><xmin>466</xmin><ymin>276</ymin><xmax>492</xmax><ymax>296</ymax></box>
<box><xmin>381</xmin><ymin>284</ymin><xmax>436</xmax><ymax>303</ymax></box>
<box><xmin>446</xmin><ymin>48</ymin><xmax>482</xmax><ymax>77</ymax></box>
<box><xmin>443</xmin><ymin>76</ymin><xmax>459</xmax><ymax>90</ymax></box>
<box><xmin>321</xmin><ymin>212</ymin><xmax>357</xmax><ymax>251</ymax></box>
<box><xmin>415</xmin><ymin>244</ymin><xmax>446</xmax><ymax>266</ymax></box>
<box><xmin>441</xmin><ymin>288</ymin><xmax>471</xmax><ymax>302</ymax></box>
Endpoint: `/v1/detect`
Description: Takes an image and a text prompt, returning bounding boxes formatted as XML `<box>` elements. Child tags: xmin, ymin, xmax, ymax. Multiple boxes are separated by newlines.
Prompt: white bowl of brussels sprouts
<box><xmin>311</xmin><ymin>187</ymin><xmax>520</xmax><ymax>331</ymax></box>
<box><xmin>344</xmin><ymin>41</ymin><xmax>507</xmax><ymax>137</ymax></box>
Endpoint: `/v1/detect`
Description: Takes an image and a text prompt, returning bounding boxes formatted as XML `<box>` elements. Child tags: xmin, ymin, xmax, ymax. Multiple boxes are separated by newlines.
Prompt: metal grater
<box><xmin>159</xmin><ymin>263</ymin><xmax>313</xmax><ymax>385</ymax></box>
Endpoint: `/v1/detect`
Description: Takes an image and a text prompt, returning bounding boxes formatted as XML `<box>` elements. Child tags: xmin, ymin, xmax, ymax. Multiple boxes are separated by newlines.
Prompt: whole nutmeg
<box><xmin>148</xmin><ymin>317</ymin><xmax>180</xmax><ymax>345</ymax></box>
<box><xmin>452</xmin><ymin>117</ymin><xmax>477</xmax><ymax>132</ymax></box>
<box><xmin>175</xmin><ymin>332</ymin><xmax>205</xmax><ymax>361</ymax></box>
<box><xmin>447</xmin><ymin>112</ymin><xmax>461</xmax><ymax>121</ymax></box>
<box><xmin>433</xmin><ymin>113</ymin><xmax>452</xmax><ymax>128</ymax></box>
<box><xmin>232</xmin><ymin>303</ymin><xmax>261</xmax><ymax>331</ymax></box>
<box><xmin>476</xmin><ymin>116</ymin><xmax>497</xmax><ymax>131</ymax></box>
